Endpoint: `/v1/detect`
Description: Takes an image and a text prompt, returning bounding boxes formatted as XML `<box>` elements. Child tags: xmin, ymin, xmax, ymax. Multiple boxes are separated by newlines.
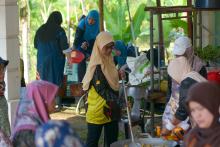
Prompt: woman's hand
<box><xmin>119</xmin><ymin>69</ymin><xmax>126</xmax><ymax>79</ymax></box>
<box><xmin>161</xmin><ymin>128</ymin><xmax>171</xmax><ymax>137</ymax></box>
<box><xmin>81</xmin><ymin>41</ymin><xmax>89</xmax><ymax>50</ymax></box>
<box><xmin>66</xmin><ymin>52</ymin><xmax>72</xmax><ymax>64</ymax></box>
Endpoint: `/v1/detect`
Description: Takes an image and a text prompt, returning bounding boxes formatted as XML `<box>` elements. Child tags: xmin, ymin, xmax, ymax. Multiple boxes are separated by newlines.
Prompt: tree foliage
<box><xmin>19</xmin><ymin>0</ymin><xmax>189</xmax><ymax>81</ymax></box>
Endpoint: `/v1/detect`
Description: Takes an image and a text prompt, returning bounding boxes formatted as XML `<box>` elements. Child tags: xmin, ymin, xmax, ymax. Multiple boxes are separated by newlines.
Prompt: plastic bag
<box><xmin>127</xmin><ymin>53</ymin><xmax>158</xmax><ymax>85</ymax></box>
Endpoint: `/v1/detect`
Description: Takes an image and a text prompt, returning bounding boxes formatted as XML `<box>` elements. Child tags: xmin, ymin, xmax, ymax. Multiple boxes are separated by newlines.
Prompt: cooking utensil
<box><xmin>122</xmin><ymin>79</ymin><xmax>141</xmax><ymax>147</ymax></box>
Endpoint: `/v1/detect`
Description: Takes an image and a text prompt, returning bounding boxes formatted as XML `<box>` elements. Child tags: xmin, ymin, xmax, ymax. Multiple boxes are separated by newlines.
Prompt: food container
<box><xmin>207</xmin><ymin>71</ymin><xmax>220</xmax><ymax>84</ymax></box>
<box><xmin>70</xmin><ymin>50</ymin><xmax>85</xmax><ymax>63</ymax></box>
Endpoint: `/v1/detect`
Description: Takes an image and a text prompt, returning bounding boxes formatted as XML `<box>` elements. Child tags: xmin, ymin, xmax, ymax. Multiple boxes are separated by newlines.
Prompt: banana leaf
<box><xmin>124</xmin><ymin>3</ymin><xmax>147</xmax><ymax>43</ymax></box>
<box><xmin>104</xmin><ymin>3</ymin><xmax>147</xmax><ymax>43</ymax></box>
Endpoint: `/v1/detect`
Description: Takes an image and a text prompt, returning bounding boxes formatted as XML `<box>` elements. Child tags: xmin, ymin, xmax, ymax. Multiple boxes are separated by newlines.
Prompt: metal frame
<box><xmin>145</xmin><ymin>4</ymin><xmax>194</xmax><ymax>136</ymax></box>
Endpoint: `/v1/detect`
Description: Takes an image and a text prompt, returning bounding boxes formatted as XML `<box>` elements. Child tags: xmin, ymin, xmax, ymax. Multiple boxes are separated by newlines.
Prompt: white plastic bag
<box><xmin>127</xmin><ymin>53</ymin><xmax>158</xmax><ymax>85</ymax></box>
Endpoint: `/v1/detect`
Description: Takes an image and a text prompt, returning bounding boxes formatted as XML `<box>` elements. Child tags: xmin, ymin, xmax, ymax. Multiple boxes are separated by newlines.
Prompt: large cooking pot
<box><xmin>111</xmin><ymin>138</ymin><xmax>178</xmax><ymax>147</ymax></box>
<box><xmin>126</xmin><ymin>85</ymin><xmax>148</xmax><ymax>100</ymax></box>
<box><xmin>195</xmin><ymin>0</ymin><xmax>220</xmax><ymax>9</ymax></box>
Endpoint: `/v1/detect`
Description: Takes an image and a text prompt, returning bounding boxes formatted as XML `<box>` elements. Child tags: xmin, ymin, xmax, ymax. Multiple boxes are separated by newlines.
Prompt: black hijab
<box><xmin>184</xmin><ymin>82</ymin><xmax>220</xmax><ymax>147</ymax></box>
<box><xmin>36</xmin><ymin>11</ymin><xmax>63</xmax><ymax>42</ymax></box>
<box><xmin>0</xmin><ymin>57</ymin><xmax>9</xmax><ymax>67</ymax></box>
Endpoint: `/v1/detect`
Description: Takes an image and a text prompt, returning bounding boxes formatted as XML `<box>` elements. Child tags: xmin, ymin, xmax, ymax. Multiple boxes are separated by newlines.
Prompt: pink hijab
<box><xmin>12</xmin><ymin>80</ymin><xmax>58</xmax><ymax>138</ymax></box>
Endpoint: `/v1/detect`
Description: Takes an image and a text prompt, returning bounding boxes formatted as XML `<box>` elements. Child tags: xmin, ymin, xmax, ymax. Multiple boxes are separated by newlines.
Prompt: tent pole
<box><xmin>99</xmin><ymin>0</ymin><xmax>104</xmax><ymax>31</ymax></box>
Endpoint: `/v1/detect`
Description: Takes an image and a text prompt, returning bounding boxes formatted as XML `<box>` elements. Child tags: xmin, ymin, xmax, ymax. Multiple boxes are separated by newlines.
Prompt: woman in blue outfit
<box><xmin>34</xmin><ymin>11</ymin><xmax>69</xmax><ymax>86</ymax></box>
<box><xmin>72</xmin><ymin>10</ymin><xmax>99</xmax><ymax>82</ymax></box>
<box><xmin>114</xmin><ymin>40</ymin><xmax>127</xmax><ymax>68</ymax></box>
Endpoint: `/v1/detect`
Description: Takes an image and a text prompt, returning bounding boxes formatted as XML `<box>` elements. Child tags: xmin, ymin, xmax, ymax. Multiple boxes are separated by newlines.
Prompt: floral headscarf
<box><xmin>12</xmin><ymin>80</ymin><xmax>58</xmax><ymax>139</ymax></box>
<box><xmin>35</xmin><ymin>120</ymin><xmax>84</xmax><ymax>147</ymax></box>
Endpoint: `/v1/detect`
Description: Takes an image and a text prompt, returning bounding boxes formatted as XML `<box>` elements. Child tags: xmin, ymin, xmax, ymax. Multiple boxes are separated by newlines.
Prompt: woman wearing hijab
<box><xmin>0</xmin><ymin>57</ymin><xmax>10</xmax><ymax>137</ymax></box>
<box><xmin>161</xmin><ymin>56</ymin><xmax>206</xmax><ymax>136</ymax></box>
<box><xmin>114</xmin><ymin>40</ymin><xmax>127</xmax><ymax>68</ymax></box>
<box><xmin>12</xmin><ymin>80</ymin><xmax>58</xmax><ymax>147</ymax></box>
<box><xmin>35</xmin><ymin>120</ymin><xmax>84</xmax><ymax>147</ymax></box>
<box><xmin>172</xmin><ymin>36</ymin><xmax>207</xmax><ymax>78</ymax></box>
<box><xmin>162</xmin><ymin>36</ymin><xmax>207</xmax><ymax>136</ymax></box>
<box><xmin>34</xmin><ymin>11</ymin><xmax>69</xmax><ymax>86</ymax></box>
<box><xmin>82</xmin><ymin>31</ymin><xmax>121</xmax><ymax>147</ymax></box>
<box><xmin>166</xmin><ymin>36</ymin><xmax>207</xmax><ymax>102</ymax></box>
<box><xmin>184</xmin><ymin>82</ymin><xmax>220</xmax><ymax>147</ymax></box>
<box><xmin>71</xmin><ymin>10</ymin><xmax>99</xmax><ymax>82</ymax></box>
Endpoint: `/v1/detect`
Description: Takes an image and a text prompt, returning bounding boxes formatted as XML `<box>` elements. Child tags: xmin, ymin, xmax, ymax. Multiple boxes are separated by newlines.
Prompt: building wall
<box><xmin>0</xmin><ymin>0</ymin><xmax>20</xmax><ymax>129</ymax></box>
<box><xmin>201</xmin><ymin>11</ymin><xmax>215</xmax><ymax>47</ymax></box>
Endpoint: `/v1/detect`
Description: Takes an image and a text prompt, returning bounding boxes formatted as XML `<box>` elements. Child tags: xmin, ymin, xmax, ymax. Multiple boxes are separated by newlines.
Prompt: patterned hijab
<box><xmin>12</xmin><ymin>80</ymin><xmax>58</xmax><ymax>138</ymax></box>
<box><xmin>78</xmin><ymin>10</ymin><xmax>99</xmax><ymax>41</ymax></box>
<box><xmin>82</xmin><ymin>31</ymin><xmax>119</xmax><ymax>91</ymax></box>
<box><xmin>167</xmin><ymin>56</ymin><xmax>206</xmax><ymax>84</ymax></box>
<box><xmin>184</xmin><ymin>82</ymin><xmax>220</xmax><ymax>147</ymax></box>
<box><xmin>0</xmin><ymin>130</ymin><xmax>12</xmax><ymax>147</ymax></box>
<box><xmin>35</xmin><ymin>120</ymin><xmax>84</xmax><ymax>147</ymax></box>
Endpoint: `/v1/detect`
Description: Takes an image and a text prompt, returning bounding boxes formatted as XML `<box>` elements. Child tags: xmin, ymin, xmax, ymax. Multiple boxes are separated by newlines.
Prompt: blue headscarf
<box><xmin>35</xmin><ymin>120</ymin><xmax>84</xmax><ymax>147</ymax></box>
<box><xmin>78</xmin><ymin>10</ymin><xmax>99</xmax><ymax>41</ymax></box>
<box><xmin>114</xmin><ymin>40</ymin><xmax>127</xmax><ymax>67</ymax></box>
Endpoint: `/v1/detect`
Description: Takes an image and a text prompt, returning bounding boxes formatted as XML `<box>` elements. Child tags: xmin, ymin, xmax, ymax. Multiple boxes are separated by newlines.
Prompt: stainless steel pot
<box><xmin>126</xmin><ymin>85</ymin><xmax>148</xmax><ymax>100</ymax></box>
<box><xmin>111</xmin><ymin>138</ymin><xmax>177</xmax><ymax>147</ymax></box>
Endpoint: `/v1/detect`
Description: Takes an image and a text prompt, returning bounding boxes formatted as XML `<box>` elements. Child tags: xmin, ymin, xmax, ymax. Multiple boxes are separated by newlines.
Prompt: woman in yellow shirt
<box><xmin>82</xmin><ymin>31</ymin><xmax>122</xmax><ymax>147</ymax></box>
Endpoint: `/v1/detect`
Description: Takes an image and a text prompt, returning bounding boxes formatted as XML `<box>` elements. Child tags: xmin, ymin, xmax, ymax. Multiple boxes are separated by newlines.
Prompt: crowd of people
<box><xmin>0</xmin><ymin>8</ymin><xmax>220</xmax><ymax>147</ymax></box>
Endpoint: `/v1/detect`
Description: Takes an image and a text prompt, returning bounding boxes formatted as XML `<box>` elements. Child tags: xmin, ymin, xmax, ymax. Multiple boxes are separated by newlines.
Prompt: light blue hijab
<box><xmin>78</xmin><ymin>10</ymin><xmax>99</xmax><ymax>41</ymax></box>
<box><xmin>114</xmin><ymin>40</ymin><xmax>127</xmax><ymax>67</ymax></box>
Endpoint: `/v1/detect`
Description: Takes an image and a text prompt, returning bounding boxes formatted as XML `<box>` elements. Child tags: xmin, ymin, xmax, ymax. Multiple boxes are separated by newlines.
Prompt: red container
<box><xmin>70</xmin><ymin>50</ymin><xmax>85</xmax><ymax>63</ymax></box>
<box><xmin>207</xmin><ymin>71</ymin><xmax>220</xmax><ymax>84</ymax></box>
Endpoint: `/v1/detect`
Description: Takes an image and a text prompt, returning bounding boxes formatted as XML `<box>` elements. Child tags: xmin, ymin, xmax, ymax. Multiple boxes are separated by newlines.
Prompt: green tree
<box><xmin>104</xmin><ymin>2</ymin><xmax>147</xmax><ymax>43</ymax></box>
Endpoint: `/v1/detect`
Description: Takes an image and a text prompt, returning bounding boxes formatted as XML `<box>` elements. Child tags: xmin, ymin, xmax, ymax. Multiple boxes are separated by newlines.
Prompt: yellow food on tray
<box><xmin>162</xmin><ymin>127</ymin><xmax>185</xmax><ymax>141</ymax></box>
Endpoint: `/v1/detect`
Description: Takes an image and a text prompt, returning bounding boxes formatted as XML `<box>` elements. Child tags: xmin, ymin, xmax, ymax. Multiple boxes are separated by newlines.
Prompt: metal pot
<box><xmin>125</xmin><ymin>85</ymin><xmax>148</xmax><ymax>100</ymax></box>
<box><xmin>111</xmin><ymin>138</ymin><xmax>178</xmax><ymax>147</ymax></box>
